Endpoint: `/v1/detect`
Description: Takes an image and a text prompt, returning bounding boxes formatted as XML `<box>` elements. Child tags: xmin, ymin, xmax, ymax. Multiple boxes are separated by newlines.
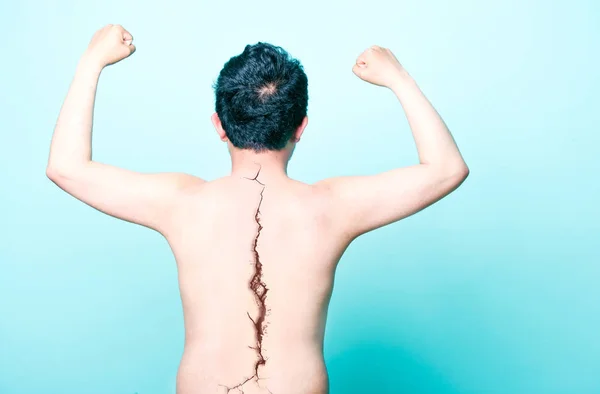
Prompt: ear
<box><xmin>211</xmin><ymin>112</ymin><xmax>228</xmax><ymax>142</ymax></box>
<box><xmin>292</xmin><ymin>116</ymin><xmax>309</xmax><ymax>143</ymax></box>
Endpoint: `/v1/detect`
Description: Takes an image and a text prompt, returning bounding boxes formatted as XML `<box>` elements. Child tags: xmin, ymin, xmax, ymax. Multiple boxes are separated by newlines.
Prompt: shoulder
<box><xmin>164</xmin><ymin>173</ymin><xmax>207</xmax><ymax>200</ymax></box>
<box><xmin>171</xmin><ymin>172</ymin><xmax>206</xmax><ymax>189</ymax></box>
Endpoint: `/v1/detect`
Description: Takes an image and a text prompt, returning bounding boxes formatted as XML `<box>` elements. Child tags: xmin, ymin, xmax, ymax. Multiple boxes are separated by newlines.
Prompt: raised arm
<box><xmin>46</xmin><ymin>24</ymin><xmax>204</xmax><ymax>233</ymax></box>
<box><xmin>316</xmin><ymin>45</ymin><xmax>469</xmax><ymax>239</ymax></box>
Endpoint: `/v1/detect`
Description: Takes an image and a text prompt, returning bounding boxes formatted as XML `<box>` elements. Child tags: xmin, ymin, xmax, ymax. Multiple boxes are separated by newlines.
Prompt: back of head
<box><xmin>213</xmin><ymin>43</ymin><xmax>308</xmax><ymax>152</ymax></box>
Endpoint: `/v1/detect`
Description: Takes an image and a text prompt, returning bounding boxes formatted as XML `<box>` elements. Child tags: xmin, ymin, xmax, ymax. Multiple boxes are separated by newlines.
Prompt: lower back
<box><xmin>177</xmin><ymin>338</ymin><xmax>329</xmax><ymax>394</ymax></box>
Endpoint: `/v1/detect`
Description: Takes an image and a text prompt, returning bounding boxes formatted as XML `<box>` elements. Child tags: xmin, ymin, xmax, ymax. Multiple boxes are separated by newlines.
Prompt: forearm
<box><xmin>389</xmin><ymin>73</ymin><xmax>466</xmax><ymax>169</ymax></box>
<box><xmin>47</xmin><ymin>58</ymin><xmax>103</xmax><ymax>173</ymax></box>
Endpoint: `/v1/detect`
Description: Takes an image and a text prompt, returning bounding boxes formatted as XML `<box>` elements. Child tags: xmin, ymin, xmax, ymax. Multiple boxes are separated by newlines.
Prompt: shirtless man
<box><xmin>47</xmin><ymin>24</ymin><xmax>469</xmax><ymax>394</ymax></box>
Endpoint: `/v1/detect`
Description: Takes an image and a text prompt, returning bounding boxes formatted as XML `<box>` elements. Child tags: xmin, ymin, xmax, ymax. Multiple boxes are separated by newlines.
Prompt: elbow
<box><xmin>46</xmin><ymin>161</ymin><xmax>90</xmax><ymax>184</ymax></box>
<box><xmin>426</xmin><ymin>154</ymin><xmax>469</xmax><ymax>183</ymax></box>
<box><xmin>449</xmin><ymin>161</ymin><xmax>469</xmax><ymax>188</ymax></box>
<box><xmin>46</xmin><ymin>165</ymin><xmax>60</xmax><ymax>182</ymax></box>
<box><xmin>455</xmin><ymin>162</ymin><xmax>470</xmax><ymax>181</ymax></box>
<box><xmin>46</xmin><ymin>163</ymin><xmax>78</xmax><ymax>184</ymax></box>
<box><xmin>432</xmin><ymin>160</ymin><xmax>468</xmax><ymax>187</ymax></box>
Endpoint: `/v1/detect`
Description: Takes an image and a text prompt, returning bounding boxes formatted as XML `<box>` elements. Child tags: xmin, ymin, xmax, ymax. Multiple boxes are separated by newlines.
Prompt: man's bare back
<box><xmin>47</xmin><ymin>25</ymin><xmax>468</xmax><ymax>394</ymax></box>
<box><xmin>172</xmin><ymin>169</ymin><xmax>346</xmax><ymax>393</ymax></box>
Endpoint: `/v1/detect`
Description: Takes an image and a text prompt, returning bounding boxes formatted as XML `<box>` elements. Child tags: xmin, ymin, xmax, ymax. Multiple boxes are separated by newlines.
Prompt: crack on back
<box><xmin>220</xmin><ymin>164</ymin><xmax>273</xmax><ymax>394</ymax></box>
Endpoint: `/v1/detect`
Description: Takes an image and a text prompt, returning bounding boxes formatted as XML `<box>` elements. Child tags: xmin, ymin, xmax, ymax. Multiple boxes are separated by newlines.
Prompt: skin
<box><xmin>47</xmin><ymin>25</ymin><xmax>469</xmax><ymax>394</ymax></box>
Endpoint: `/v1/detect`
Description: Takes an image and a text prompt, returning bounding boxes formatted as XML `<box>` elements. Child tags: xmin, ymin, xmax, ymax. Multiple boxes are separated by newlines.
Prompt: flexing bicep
<box><xmin>317</xmin><ymin>164</ymin><xmax>469</xmax><ymax>238</ymax></box>
<box><xmin>46</xmin><ymin>161</ymin><xmax>205</xmax><ymax>231</ymax></box>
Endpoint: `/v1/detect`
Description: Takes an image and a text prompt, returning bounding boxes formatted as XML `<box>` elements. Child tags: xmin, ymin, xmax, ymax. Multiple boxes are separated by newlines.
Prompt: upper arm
<box><xmin>316</xmin><ymin>163</ymin><xmax>469</xmax><ymax>239</ymax></box>
<box><xmin>46</xmin><ymin>161</ymin><xmax>205</xmax><ymax>232</ymax></box>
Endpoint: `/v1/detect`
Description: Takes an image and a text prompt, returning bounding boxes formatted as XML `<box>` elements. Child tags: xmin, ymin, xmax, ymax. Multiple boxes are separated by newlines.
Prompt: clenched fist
<box><xmin>352</xmin><ymin>45</ymin><xmax>408</xmax><ymax>89</ymax></box>
<box><xmin>82</xmin><ymin>24</ymin><xmax>136</xmax><ymax>69</ymax></box>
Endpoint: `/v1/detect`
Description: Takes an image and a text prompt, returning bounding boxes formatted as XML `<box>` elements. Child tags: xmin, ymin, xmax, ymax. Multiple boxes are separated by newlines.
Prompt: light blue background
<box><xmin>1</xmin><ymin>0</ymin><xmax>599</xmax><ymax>393</ymax></box>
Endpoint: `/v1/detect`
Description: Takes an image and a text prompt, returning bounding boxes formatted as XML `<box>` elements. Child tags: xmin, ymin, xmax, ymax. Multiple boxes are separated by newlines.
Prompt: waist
<box><xmin>183</xmin><ymin>336</ymin><xmax>325</xmax><ymax>361</ymax></box>
<box><xmin>178</xmin><ymin>341</ymin><xmax>328</xmax><ymax>394</ymax></box>
<box><xmin>183</xmin><ymin>314</ymin><xmax>326</xmax><ymax>350</ymax></box>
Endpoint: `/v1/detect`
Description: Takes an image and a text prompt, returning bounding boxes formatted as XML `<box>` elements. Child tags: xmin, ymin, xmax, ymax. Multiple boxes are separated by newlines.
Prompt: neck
<box><xmin>229</xmin><ymin>147</ymin><xmax>291</xmax><ymax>182</ymax></box>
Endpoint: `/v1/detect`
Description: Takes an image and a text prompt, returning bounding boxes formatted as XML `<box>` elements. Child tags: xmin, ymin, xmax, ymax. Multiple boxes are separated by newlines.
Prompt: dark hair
<box><xmin>213</xmin><ymin>42</ymin><xmax>308</xmax><ymax>152</ymax></box>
